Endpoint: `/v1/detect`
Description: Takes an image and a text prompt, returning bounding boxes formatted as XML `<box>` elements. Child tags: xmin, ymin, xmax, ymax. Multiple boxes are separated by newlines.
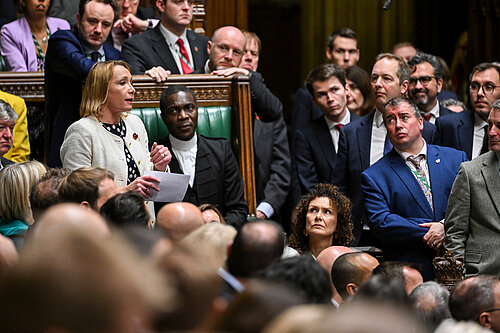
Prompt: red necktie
<box><xmin>177</xmin><ymin>38</ymin><xmax>193</xmax><ymax>74</ymax></box>
<box><xmin>335</xmin><ymin>124</ymin><xmax>343</xmax><ymax>130</ymax></box>
<box><xmin>423</xmin><ymin>113</ymin><xmax>432</xmax><ymax>122</ymax></box>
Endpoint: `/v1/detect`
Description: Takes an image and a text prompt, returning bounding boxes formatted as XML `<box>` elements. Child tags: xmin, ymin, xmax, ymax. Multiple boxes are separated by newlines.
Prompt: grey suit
<box><xmin>445</xmin><ymin>151</ymin><xmax>500</xmax><ymax>276</ymax></box>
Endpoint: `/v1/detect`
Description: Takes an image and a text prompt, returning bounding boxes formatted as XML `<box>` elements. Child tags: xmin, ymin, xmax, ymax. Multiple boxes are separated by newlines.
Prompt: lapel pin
<box><xmin>435</xmin><ymin>159</ymin><xmax>440</xmax><ymax>164</ymax></box>
<box><xmin>195</xmin><ymin>47</ymin><xmax>198</xmax><ymax>52</ymax></box>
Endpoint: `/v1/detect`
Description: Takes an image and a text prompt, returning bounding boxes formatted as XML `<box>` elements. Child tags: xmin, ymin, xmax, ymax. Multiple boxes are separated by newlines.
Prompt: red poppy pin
<box><xmin>195</xmin><ymin>46</ymin><xmax>198</xmax><ymax>52</ymax></box>
<box><xmin>133</xmin><ymin>133</ymin><xmax>138</xmax><ymax>140</ymax></box>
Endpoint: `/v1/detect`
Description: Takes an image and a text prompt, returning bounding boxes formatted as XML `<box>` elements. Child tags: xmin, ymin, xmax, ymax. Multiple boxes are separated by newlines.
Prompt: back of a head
<box><xmin>316</xmin><ymin>246</ymin><xmax>355</xmax><ymax>278</ymax></box>
<box><xmin>30</xmin><ymin>168</ymin><xmax>71</xmax><ymax>222</ymax></box>
<box><xmin>449</xmin><ymin>275</ymin><xmax>498</xmax><ymax>321</ymax></box>
<box><xmin>409</xmin><ymin>281</ymin><xmax>451</xmax><ymax>331</ymax></box>
<box><xmin>351</xmin><ymin>274</ymin><xmax>408</xmax><ymax>306</ymax></box>
<box><xmin>258</xmin><ymin>255</ymin><xmax>332</xmax><ymax>304</ymax></box>
<box><xmin>156</xmin><ymin>202</ymin><xmax>204</xmax><ymax>242</ymax></box>
<box><xmin>262</xmin><ymin>304</ymin><xmax>335</xmax><ymax>333</ymax></box>
<box><xmin>211</xmin><ymin>280</ymin><xmax>306</xmax><ymax>333</ymax></box>
<box><xmin>226</xmin><ymin>220</ymin><xmax>284</xmax><ymax>278</ymax></box>
<box><xmin>58</xmin><ymin>167</ymin><xmax>114</xmax><ymax>210</ymax></box>
<box><xmin>372</xmin><ymin>261</ymin><xmax>422</xmax><ymax>294</ymax></box>
<box><xmin>100</xmin><ymin>191</ymin><xmax>150</xmax><ymax>228</ymax></box>
<box><xmin>435</xmin><ymin>319</ymin><xmax>494</xmax><ymax>333</ymax></box>
<box><xmin>331</xmin><ymin>252</ymin><xmax>378</xmax><ymax>299</ymax></box>
<box><xmin>0</xmin><ymin>225</ymin><xmax>170</xmax><ymax>333</ymax></box>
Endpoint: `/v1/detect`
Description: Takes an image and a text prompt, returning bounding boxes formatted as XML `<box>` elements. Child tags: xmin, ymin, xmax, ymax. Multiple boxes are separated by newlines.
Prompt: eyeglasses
<box><xmin>409</xmin><ymin>76</ymin><xmax>435</xmax><ymax>86</ymax></box>
<box><xmin>171</xmin><ymin>0</ymin><xmax>195</xmax><ymax>5</ymax></box>
<box><xmin>469</xmin><ymin>82</ymin><xmax>500</xmax><ymax>94</ymax></box>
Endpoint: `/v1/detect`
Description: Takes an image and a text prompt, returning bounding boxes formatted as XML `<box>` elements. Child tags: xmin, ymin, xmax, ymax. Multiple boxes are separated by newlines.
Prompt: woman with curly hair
<box><xmin>288</xmin><ymin>183</ymin><xmax>353</xmax><ymax>257</ymax></box>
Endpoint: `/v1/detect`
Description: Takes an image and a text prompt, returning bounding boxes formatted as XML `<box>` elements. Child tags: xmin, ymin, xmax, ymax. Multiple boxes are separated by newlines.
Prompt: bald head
<box><xmin>403</xmin><ymin>265</ymin><xmax>423</xmax><ymax>294</ymax></box>
<box><xmin>208</xmin><ymin>26</ymin><xmax>246</xmax><ymax>71</ymax></box>
<box><xmin>317</xmin><ymin>246</ymin><xmax>356</xmax><ymax>304</ymax></box>
<box><xmin>35</xmin><ymin>203</ymin><xmax>110</xmax><ymax>238</ymax></box>
<box><xmin>331</xmin><ymin>252</ymin><xmax>379</xmax><ymax>300</ymax></box>
<box><xmin>156</xmin><ymin>202</ymin><xmax>203</xmax><ymax>242</ymax></box>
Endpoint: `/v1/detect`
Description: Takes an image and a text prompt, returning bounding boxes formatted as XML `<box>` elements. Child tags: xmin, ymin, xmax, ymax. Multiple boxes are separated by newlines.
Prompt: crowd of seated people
<box><xmin>2</xmin><ymin>0</ymin><xmax>500</xmax><ymax>332</ymax></box>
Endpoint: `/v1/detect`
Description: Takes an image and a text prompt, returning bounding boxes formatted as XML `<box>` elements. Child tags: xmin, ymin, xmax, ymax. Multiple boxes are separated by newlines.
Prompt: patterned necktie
<box><xmin>407</xmin><ymin>154</ymin><xmax>433</xmax><ymax>210</ymax></box>
<box><xmin>422</xmin><ymin>113</ymin><xmax>433</xmax><ymax>122</ymax></box>
<box><xmin>177</xmin><ymin>38</ymin><xmax>193</xmax><ymax>74</ymax></box>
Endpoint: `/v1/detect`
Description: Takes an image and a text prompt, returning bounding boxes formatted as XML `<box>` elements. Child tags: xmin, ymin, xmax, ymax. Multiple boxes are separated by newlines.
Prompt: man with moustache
<box><xmin>437</xmin><ymin>63</ymin><xmax>500</xmax><ymax>160</ymax></box>
<box><xmin>445</xmin><ymin>100</ymin><xmax>500</xmax><ymax>276</ymax></box>
<box><xmin>361</xmin><ymin>97</ymin><xmax>466</xmax><ymax>280</ymax></box>
<box><xmin>408</xmin><ymin>52</ymin><xmax>453</xmax><ymax>124</ymax></box>
<box><xmin>333</xmin><ymin>54</ymin><xmax>437</xmax><ymax>245</ymax></box>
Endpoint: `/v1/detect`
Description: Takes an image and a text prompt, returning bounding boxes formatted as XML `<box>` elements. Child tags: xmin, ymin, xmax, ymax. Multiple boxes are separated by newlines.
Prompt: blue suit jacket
<box><xmin>45</xmin><ymin>29</ymin><xmax>122</xmax><ymax>167</ymax></box>
<box><xmin>436</xmin><ymin>109</ymin><xmax>475</xmax><ymax>160</ymax></box>
<box><xmin>333</xmin><ymin>110</ymin><xmax>437</xmax><ymax>245</ymax></box>
<box><xmin>361</xmin><ymin>145</ymin><xmax>467</xmax><ymax>280</ymax></box>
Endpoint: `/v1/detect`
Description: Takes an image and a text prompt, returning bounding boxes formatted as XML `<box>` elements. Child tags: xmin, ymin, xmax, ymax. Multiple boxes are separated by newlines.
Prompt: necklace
<box><xmin>31</xmin><ymin>25</ymin><xmax>51</xmax><ymax>60</ymax></box>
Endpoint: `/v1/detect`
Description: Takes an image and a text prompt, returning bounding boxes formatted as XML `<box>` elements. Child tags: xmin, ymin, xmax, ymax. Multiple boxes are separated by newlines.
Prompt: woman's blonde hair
<box><xmin>0</xmin><ymin>161</ymin><xmax>46</xmax><ymax>220</ymax></box>
<box><xmin>80</xmin><ymin>60</ymin><xmax>131</xmax><ymax>119</ymax></box>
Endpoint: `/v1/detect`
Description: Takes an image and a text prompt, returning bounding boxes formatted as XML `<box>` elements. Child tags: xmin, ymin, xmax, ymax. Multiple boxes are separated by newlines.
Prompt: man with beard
<box><xmin>408</xmin><ymin>53</ymin><xmax>453</xmax><ymax>124</ymax></box>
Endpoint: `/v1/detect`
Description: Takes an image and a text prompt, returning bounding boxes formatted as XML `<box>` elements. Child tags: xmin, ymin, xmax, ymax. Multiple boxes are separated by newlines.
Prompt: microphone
<box><xmin>383</xmin><ymin>0</ymin><xmax>392</xmax><ymax>10</ymax></box>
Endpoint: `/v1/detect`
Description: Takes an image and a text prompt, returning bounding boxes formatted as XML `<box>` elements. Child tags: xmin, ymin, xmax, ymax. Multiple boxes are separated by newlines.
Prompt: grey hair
<box><xmin>409</xmin><ymin>281</ymin><xmax>451</xmax><ymax>330</ymax></box>
<box><xmin>408</xmin><ymin>52</ymin><xmax>444</xmax><ymax>80</ymax></box>
<box><xmin>383</xmin><ymin>97</ymin><xmax>422</xmax><ymax>119</ymax></box>
<box><xmin>491</xmin><ymin>98</ymin><xmax>500</xmax><ymax>110</ymax></box>
<box><xmin>0</xmin><ymin>100</ymin><xmax>18</xmax><ymax>122</ymax></box>
<box><xmin>441</xmin><ymin>99</ymin><xmax>467</xmax><ymax>110</ymax></box>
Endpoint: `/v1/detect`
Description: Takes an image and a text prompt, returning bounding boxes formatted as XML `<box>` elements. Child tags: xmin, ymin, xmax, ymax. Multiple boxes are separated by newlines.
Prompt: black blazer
<box><xmin>157</xmin><ymin>135</ymin><xmax>248</xmax><ymax>229</ymax></box>
<box><xmin>0</xmin><ymin>156</ymin><xmax>15</xmax><ymax>169</ymax></box>
<box><xmin>122</xmin><ymin>25</ymin><xmax>209</xmax><ymax>75</ymax></box>
<box><xmin>436</xmin><ymin>109</ymin><xmax>475</xmax><ymax>160</ymax></box>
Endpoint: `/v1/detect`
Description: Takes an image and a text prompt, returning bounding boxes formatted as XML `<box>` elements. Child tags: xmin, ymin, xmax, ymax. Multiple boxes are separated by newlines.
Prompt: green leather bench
<box><xmin>131</xmin><ymin>106</ymin><xmax>232</xmax><ymax>145</ymax></box>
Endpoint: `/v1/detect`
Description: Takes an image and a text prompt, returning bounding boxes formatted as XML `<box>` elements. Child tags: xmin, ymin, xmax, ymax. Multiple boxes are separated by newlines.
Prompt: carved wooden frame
<box><xmin>0</xmin><ymin>72</ymin><xmax>256</xmax><ymax>214</ymax></box>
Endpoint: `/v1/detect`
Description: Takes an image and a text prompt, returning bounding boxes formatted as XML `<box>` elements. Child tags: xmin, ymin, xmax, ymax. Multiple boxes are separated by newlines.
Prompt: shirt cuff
<box><xmin>257</xmin><ymin>202</ymin><xmax>274</xmax><ymax>218</ymax></box>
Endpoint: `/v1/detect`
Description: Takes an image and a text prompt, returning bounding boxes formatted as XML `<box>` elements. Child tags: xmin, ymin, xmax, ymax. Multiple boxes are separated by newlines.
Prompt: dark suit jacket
<box><xmin>294</xmin><ymin>112</ymin><xmax>360</xmax><ymax>198</ymax></box>
<box><xmin>122</xmin><ymin>25</ymin><xmax>209</xmax><ymax>75</ymax></box>
<box><xmin>437</xmin><ymin>89</ymin><xmax>458</xmax><ymax>101</ymax></box>
<box><xmin>0</xmin><ymin>156</ymin><xmax>15</xmax><ymax>169</ymax></box>
<box><xmin>361</xmin><ymin>145</ymin><xmax>467</xmax><ymax>280</ymax></box>
<box><xmin>157</xmin><ymin>135</ymin><xmax>248</xmax><ymax>229</ymax></box>
<box><xmin>254</xmin><ymin>114</ymin><xmax>290</xmax><ymax>219</ymax></box>
<box><xmin>333</xmin><ymin>110</ymin><xmax>437</xmax><ymax>245</ymax></box>
<box><xmin>44</xmin><ymin>29</ymin><xmax>122</xmax><ymax>167</ymax></box>
<box><xmin>436</xmin><ymin>109</ymin><xmax>475</xmax><ymax>160</ymax></box>
<box><xmin>249</xmin><ymin>72</ymin><xmax>283</xmax><ymax>122</ymax></box>
<box><xmin>291</xmin><ymin>85</ymin><xmax>323</xmax><ymax>136</ymax></box>
<box><xmin>105</xmin><ymin>6</ymin><xmax>157</xmax><ymax>47</ymax></box>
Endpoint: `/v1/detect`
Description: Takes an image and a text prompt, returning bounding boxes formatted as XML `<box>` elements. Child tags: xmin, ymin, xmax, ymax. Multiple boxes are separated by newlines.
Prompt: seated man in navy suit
<box><xmin>294</xmin><ymin>64</ymin><xmax>359</xmax><ymax>198</ymax></box>
<box><xmin>156</xmin><ymin>85</ymin><xmax>248</xmax><ymax>229</ymax></box>
<box><xmin>361</xmin><ymin>97</ymin><xmax>467</xmax><ymax>281</ymax></box>
<box><xmin>122</xmin><ymin>0</ymin><xmax>209</xmax><ymax>80</ymax></box>
<box><xmin>436</xmin><ymin>62</ymin><xmax>500</xmax><ymax>160</ymax></box>
<box><xmin>408</xmin><ymin>52</ymin><xmax>453</xmax><ymax>124</ymax></box>
<box><xmin>45</xmin><ymin>0</ymin><xmax>122</xmax><ymax>167</ymax></box>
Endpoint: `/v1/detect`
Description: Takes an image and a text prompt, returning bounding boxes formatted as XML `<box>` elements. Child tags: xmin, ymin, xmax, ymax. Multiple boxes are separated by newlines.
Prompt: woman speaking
<box><xmin>61</xmin><ymin>60</ymin><xmax>171</xmax><ymax>201</ymax></box>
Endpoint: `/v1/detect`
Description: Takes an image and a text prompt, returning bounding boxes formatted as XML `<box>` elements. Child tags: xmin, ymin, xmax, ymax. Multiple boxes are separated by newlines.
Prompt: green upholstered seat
<box><xmin>131</xmin><ymin>106</ymin><xmax>232</xmax><ymax>145</ymax></box>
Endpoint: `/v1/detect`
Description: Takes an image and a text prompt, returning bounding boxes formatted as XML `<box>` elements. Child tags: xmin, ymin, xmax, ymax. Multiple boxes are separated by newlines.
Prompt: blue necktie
<box><xmin>90</xmin><ymin>51</ymin><xmax>100</xmax><ymax>63</ymax></box>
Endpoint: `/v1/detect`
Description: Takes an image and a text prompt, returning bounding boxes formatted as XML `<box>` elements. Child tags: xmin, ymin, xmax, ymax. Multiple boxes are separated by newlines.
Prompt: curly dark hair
<box><xmin>288</xmin><ymin>183</ymin><xmax>353</xmax><ymax>254</ymax></box>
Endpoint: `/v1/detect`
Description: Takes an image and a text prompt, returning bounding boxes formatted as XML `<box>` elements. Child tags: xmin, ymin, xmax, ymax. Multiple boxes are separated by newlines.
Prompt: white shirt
<box><xmin>472</xmin><ymin>112</ymin><xmax>488</xmax><ymax>159</ymax></box>
<box><xmin>169</xmin><ymin>134</ymin><xmax>197</xmax><ymax>187</ymax></box>
<box><xmin>370</xmin><ymin>110</ymin><xmax>387</xmax><ymax>166</ymax></box>
<box><xmin>421</xmin><ymin>101</ymin><xmax>440</xmax><ymax>124</ymax></box>
<box><xmin>159</xmin><ymin>24</ymin><xmax>194</xmax><ymax>74</ymax></box>
<box><xmin>324</xmin><ymin>110</ymin><xmax>351</xmax><ymax>153</ymax></box>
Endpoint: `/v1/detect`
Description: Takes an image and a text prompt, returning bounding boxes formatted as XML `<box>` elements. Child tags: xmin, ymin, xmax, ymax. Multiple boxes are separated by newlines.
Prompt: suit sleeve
<box><xmin>293</xmin><ymin>129</ymin><xmax>318</xmax><ymax>195</ymax></box>
<box><xmin>122</xmin><ymin>38</ymin><xmax>147</xmax><ymax>75</ymax></box>
<box><xmin>47</xmin><ymin>34</ymin><xmax>95</xmax><ymax>80</ymax></box>
<box><xmin>222</xmin><ymin>141</ymin><xmax>249</xmax><ymax>229</ymax></box>
<box><xmin>258</xmin><ymin>116</ymin><xmax>291</xmax><ymax>214</ymax></box>
<box><xmin>249</xmin><ymin>72</ymin><xmax>282</xmax><ymax>122</ymax></box>
<box><xmin>0</xmin><ymin>24</ymin><xmax>29</xmax><ymax>71</ymax></box>
<box><xmin>444</xmin><ymin>163</ymin><xmax>470</xmax><ymax>258</ymax></box>
<box><xmin>291</xmin><ymin>86</ymin><xmax>314</xmax><ymax>134</ymax></box>
<box><xmin>60</xmin><ymin>121</ymin><xmax>93</xmax><ymax>170</ymax></box>
<box><xmin>361</xmin><ymin>170</ymin><xmax>429</xmax><ymax>247</ymax></box>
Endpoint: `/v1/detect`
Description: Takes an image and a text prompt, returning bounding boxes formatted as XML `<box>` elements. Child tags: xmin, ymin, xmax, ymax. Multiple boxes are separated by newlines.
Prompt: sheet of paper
<box><xmin>143</xmin><ymin>171</ymin><xmax>190</xmax><ymax>202</ymax></box>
